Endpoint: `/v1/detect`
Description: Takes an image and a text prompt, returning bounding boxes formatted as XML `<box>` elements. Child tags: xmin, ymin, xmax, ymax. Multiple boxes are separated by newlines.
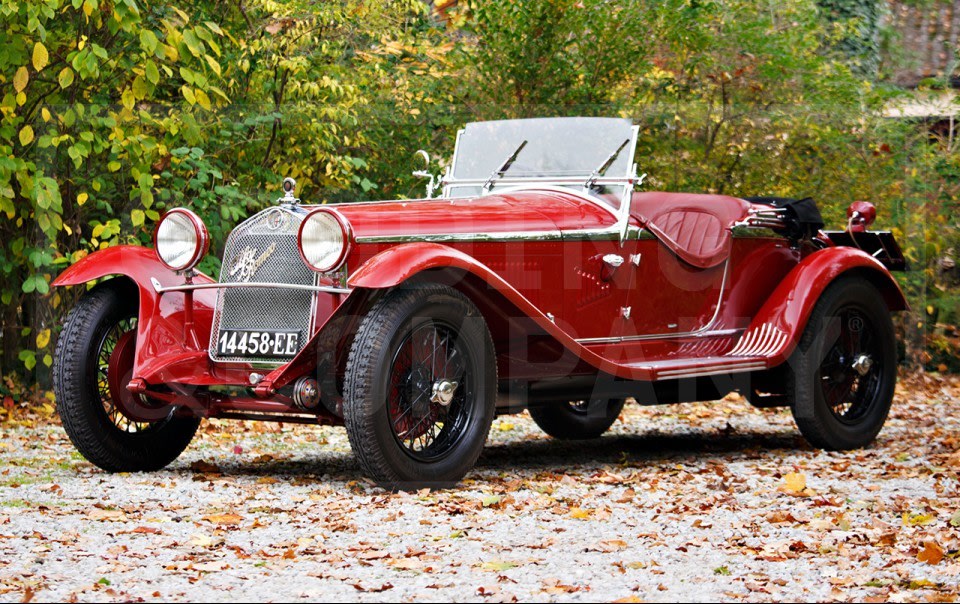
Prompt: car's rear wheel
<box><xmin>53</xmin><ymin>279</ymin><xmax>200</xmax><ymax>471</ymax></box>
<box><xmin>343</xmin><ymin>284</ymin><xmax>496</xmax><ymax>489</ymax></box>
<box><xmin>787</xmin><ymin>276</ymin><xmax>897</xmax><ymax>450</ymax></box>
<box><xmin>528</xmin><ymin>398</ymin><xmax>626</xmax><ymax>439</ymax></box>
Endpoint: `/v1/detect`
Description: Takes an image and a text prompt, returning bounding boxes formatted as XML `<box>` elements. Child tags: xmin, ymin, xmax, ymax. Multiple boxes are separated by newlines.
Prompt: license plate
<box><xmin>216</xmin><ymin>329</ymin><xmax>301</xmax><ymax>358</ymax></box>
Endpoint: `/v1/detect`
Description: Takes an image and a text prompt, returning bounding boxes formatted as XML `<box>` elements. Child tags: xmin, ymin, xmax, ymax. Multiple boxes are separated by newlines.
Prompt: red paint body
<box><xmin>54</xmin><ymin>188</ymin><xmax>908</xmax><ymax>418</ymax></box>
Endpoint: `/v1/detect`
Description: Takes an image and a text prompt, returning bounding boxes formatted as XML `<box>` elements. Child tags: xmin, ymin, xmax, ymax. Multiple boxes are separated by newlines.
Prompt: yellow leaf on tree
<box><xmin>13</xmin><ymin>66</ymin><xmax>28</xmax><ymax>92</ymax></box>
<box><xmin>58</xmin><ymin>67</ymin><xmax>74</xmax><ymax>89</ymax></box>
<box><xmin>32</xmin><ymin>42</ymin><xmax>49</xmax><ymax>71</ymax></box>
<box><xmin>181</xmin><ymin>85</ymin><xmax>196</xmax><ymax>105</ymax></box>
<box><xmin>36</xmin><ymin>329</ymin><xmax>51</xmax><ymax>349</ymax></box>
<box><xmin>19</xmin><ymin>126</ymin><xmax>34</xmax><ymax>146</ymax></box>
<box><xmin>195</xmin><ymin>89</ymin><xmax>211</xmax><ymax>110</ymax></box>
<box><xmin>41</xmin><ymin>107</ymin><xmax>51</xmax><ymax>122</ymax></box>
<box><xmin>77</xmin><ymin>192</ymin><xmax>88</xmax><ymax>206</ymax></box>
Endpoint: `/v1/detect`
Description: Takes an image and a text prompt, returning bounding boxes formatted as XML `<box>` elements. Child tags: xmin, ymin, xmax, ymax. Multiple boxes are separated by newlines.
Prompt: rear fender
<box><xmin>740</xmin><ymin>246</ymin><xmax>908</xmax><ymax>366</ymax></box>
<box><xmin>52</xmin><ymin>245</ymin><xmax>225</xmax><ymax>381</ymax></box>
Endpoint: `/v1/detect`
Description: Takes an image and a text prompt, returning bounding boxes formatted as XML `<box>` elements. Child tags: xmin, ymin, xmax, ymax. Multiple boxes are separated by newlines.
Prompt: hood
<box><xmin>310</xmin><ymin>189</ymin><xmax>617</xmax><ymax>240</ymax></box>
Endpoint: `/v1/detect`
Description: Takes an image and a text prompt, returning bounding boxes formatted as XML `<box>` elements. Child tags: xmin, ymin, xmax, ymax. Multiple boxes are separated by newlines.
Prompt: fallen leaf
<box><xmin>351</xmin><ymin>582</ymin><xmax>393</xmax><ymax>593</ymax></box>
<box><xmin>190</xmin><ymin>534</ymin><xmax>214</xmax><ymax>547</ymax></box>
<box><xmin>390</xmin><ymin>558</ymin><xmax>424</xmax><ymax>571</ymax></box>
<box><xmin>88</xmin><ymin>509</ymin><xmax>127</xmax><ymax>522</ymax></box>
<box><xmin>481</xmin><ymin>495</ymin><xmax>503</xmax><ymax>508</ymax></box>
<box><xmin>778</xmin><ymin>472</ymin><xmax>815</xmax><ymax>497</ymax></box>
<box><xmin>902</xmin><ymin>512</ymin><xmax>936</xmax><ymax>526</ymax></box>
<box><xmin>480</xmin><ymin>560</ymin><xmax>517</xmax><ymax>572</ymax></box>
<box><xmin>594</xmin><ymin>539</ymin><xmax>628</xmax><ymax>552</ymax></box>
<box><xmin>917</xmin><ymin>541</ymin><xmax>944</xmax><ymax>565</ymax></box>
<box><xmin>203</xmin><ymin>513</ymin><xmax>243</xmax><ymax>526</ymax></box>
<box><xmin>189</xmin><ymin>460</ymin><xmax>221</xmax><ymax>473</ymax></box>
<box><xmin>193</xmin><ymin>561</ymin><xmax>231</xmax><ymax>572</ymax></box>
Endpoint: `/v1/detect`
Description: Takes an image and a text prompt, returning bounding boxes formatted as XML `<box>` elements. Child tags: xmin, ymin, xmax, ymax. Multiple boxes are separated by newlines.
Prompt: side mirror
<box><xmin>415</xmin><ymin>149</ymin><xmax>430</xmax><ymax>168</ymax></box>
<box><xmin>411</xmin><ymin>149</ymin><xmax>439</xmax><ymax>199</ymax></box>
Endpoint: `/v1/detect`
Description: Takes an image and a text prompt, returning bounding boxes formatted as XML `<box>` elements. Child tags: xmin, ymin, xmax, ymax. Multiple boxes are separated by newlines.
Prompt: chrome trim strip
<box><xmin>575</xmin><ymin>260</ymin><xmax>732</xmax><ymax>345</ymax></box>
<box><xmin>366</xmin><ymin>223</ymin><xmax>651</xmax><ymax>244</ymax></box>
<box><xmin>151</xmin><ymin>278</ymin><xmax>351</xmax><ymax>295</ymax></box>
<box><xmin>655</xmin><ymin>362</ymin><xmax>767</xmax><ymax>379</ymax></box>
<box><xmin>354</xmin><ymin>226</ymin><xmax>634</xmax><ymax>244</ymax></box>
<box><xmin>727</xmin><ymin>323</ymin><xmax>787</xmax><ymax>358</ymax></box>
<box><xmin>443</xmin><ymin>175</ymin><xmax>641</xmax><ymax>187</ymax></box>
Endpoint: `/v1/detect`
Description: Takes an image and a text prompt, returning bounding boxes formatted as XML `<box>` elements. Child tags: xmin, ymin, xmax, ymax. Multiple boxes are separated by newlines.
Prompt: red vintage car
<box><xmin>52</xmin><ymin>117</ymin><xmax>908</xmax><ymax>488</ymax></box>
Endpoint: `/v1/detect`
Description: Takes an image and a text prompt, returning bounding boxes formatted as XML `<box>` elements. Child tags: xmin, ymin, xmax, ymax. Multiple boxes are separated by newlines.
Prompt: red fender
<box><xmin>51</xmin><ymin>246</ymin><xmax>248</xmax><ymax>385</ymax></box>
<box><xmin>348</xmin><ymin>242</ymin><xmax>627</xmax><ymax>377</ymax></box>
<box><xmin>740</xmin><ymin>246</ymin><xmax>908</xmax><ymax>366</ymax></box>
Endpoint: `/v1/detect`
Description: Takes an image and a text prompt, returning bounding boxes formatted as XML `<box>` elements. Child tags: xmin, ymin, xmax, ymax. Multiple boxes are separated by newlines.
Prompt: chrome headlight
<box><xmin>154</xmin><ymin>208</ymin><xmax>209</xmax><ymax>272</ymax></box>
<box><xmin>298</xmin><ymin>209</ymin><xmax>350</xmax><ymax>273</ymax></box>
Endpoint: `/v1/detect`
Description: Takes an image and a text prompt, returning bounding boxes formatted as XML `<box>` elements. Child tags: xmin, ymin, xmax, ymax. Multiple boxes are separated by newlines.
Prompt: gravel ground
<box><xmin>1</xmin><ymin>373</ymin><xmax>959</xmax><ymax>602</ymax></box>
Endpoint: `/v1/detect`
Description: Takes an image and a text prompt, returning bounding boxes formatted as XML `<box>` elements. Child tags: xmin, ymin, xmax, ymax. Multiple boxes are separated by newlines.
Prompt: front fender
<box><xmin>746</xmin><ymin>246</ymin><xmax>908</xmax><ymax>366</ymax></box>
<box><xmin>53</xmin><ymin>245</ymin><xmax>225</xmax><ymax>382</ymax></box>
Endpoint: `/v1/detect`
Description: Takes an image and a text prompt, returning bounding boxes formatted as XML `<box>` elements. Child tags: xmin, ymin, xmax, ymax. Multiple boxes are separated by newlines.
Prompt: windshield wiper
<box><xmin>583</xmin><ymin>138</ymin><xmax>631</xmax><ymax>190</ymax></box>
<box><xmin>482</xmin><ymin>139</ymin><xmax>528</xmax><ymax>193</ymax></box>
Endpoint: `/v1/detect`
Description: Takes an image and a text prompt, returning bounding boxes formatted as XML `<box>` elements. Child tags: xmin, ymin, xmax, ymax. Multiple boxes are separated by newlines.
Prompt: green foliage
<box><xmin>1</xmin><ymin>0</ymin><xmax>958</xmax><ymax>391</ymax></box>
<box><xmin>816</xmin><ymin>0</ymin><xmax>884</xmax><ymax>77</ymax></box>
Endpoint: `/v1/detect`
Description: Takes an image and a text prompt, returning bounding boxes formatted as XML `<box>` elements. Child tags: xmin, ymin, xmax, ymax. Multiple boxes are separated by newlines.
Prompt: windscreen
<box><xmin>451</xmin><ymin>117</ymin><xmax>636</xmax><ymax>180</ymax></box>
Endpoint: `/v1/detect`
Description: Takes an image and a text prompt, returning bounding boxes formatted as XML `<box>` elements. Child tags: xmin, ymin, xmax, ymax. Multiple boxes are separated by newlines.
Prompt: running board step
<box><xmin>622</xmin><ymin>356</ymin><xmax>769</xmax><ymax>381</ymax></box>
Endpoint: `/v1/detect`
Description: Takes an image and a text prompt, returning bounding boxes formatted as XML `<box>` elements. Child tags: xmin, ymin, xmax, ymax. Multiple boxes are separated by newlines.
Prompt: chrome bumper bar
<box><xmin>150</xmin><ymin>278</ymin><xmax>352</xmax><ymax>295</ymax></box>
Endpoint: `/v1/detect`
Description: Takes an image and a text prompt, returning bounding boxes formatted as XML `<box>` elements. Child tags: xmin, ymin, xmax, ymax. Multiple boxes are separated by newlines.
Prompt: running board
<box><xmin>622</xmin><ymin>356</ymin><xmax>769</xmax><ymax>381</ymax></box>
<box><xmin>588</xmin><ymin>324</ymin><xmax>787</xmax><ymax>381</ymax></box>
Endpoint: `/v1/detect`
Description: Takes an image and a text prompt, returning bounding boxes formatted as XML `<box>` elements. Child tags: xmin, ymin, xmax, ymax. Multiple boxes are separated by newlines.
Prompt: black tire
<box><xmin>53</xmin><ymin>279</ymin><xmax>200</xmax><ymax>472</ymax></box>
<box><xmin>343</xmin><ymin>284</ymin><xmax>496</xmax><ymax>489</ymax></box>
<box><xmin>787</xmin><ymin>276</ymin><xmax>897</xmax><ymax>450</ymax></box>
<box><xmin>528</xmin><ymin>398</ymin><xmax>626</xmax><ymax>439</ymax></box>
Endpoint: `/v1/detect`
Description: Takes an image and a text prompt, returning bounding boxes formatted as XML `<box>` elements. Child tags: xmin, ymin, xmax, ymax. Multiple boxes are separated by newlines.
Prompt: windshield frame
<box><xmin>440</xmin><ymin>119</ymin><xmax>643</xmax><ymax>242</ymax></box>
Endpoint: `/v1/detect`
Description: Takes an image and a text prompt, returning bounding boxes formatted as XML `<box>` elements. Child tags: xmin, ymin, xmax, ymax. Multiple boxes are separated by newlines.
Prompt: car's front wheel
<box><xmin>787</xmin><ymin>276</ymin><xmax>897</xmax><ymax>450</ymax></box>
<box><xmin>528</xmin><ymin>398</ymin><xmax>626</xmax><ymax>439</ymax></box>
<box><xmin>53</xmin><ymin>279</ymin><xmax>200</xmax><ymax>471</ymax></box>
<box><xmin>343</xmin><ymin>284</ymin><xmax>496</xmax><ymax>489</ymax></box>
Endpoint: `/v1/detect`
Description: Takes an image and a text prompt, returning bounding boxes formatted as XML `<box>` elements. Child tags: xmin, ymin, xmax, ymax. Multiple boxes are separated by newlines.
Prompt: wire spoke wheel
<box><xmin>388</xmin><ymin>320</ymin><xmax>472</xmax><ymax>461</ymax></box>
<box><xmin>817</xmin><ymin>306</ymin><xmax>882</xmax><ymax>424</ymax></box>
<box><xmin>788</xmin><ymin>277</ymin><xmax>896</xmax><ymax>451</ymax></box>
<box><xmin>342</xmin><ymin>284</ymin><xmax>496</xmax><ymax>488</ymax></box>
<box><xmin>95</xmin><ymin>317</ymin><xmax>155</xmax><ymax>433</ymax></box>
<box><xmin>53</xmin><ymin>279</ymin><xmax>200</xmax><ymax>472</ymax></box>
<box><xmin>529</xmin><ymin>398</ymin><xmax>626</xmax><ymax>439</ymax></box>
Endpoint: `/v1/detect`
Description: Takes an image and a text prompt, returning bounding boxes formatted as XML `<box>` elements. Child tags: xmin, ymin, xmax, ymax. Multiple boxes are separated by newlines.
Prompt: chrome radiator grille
<box><xmin>209</xmin><ymin>206</ymin><xmax>317</xmax><ymax>364</ymax></box>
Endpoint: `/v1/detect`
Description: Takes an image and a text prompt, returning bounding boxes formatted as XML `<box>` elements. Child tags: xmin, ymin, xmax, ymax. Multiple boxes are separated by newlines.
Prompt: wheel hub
<box><xmin>430</xmin><ymin>379</ymin><xmax>459</xmax><ymax>407</ymax></box>
<box><xmin>851</xmin><ymin>353</ymin><xmax>873</xmax><ymax>376</ymax></box>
